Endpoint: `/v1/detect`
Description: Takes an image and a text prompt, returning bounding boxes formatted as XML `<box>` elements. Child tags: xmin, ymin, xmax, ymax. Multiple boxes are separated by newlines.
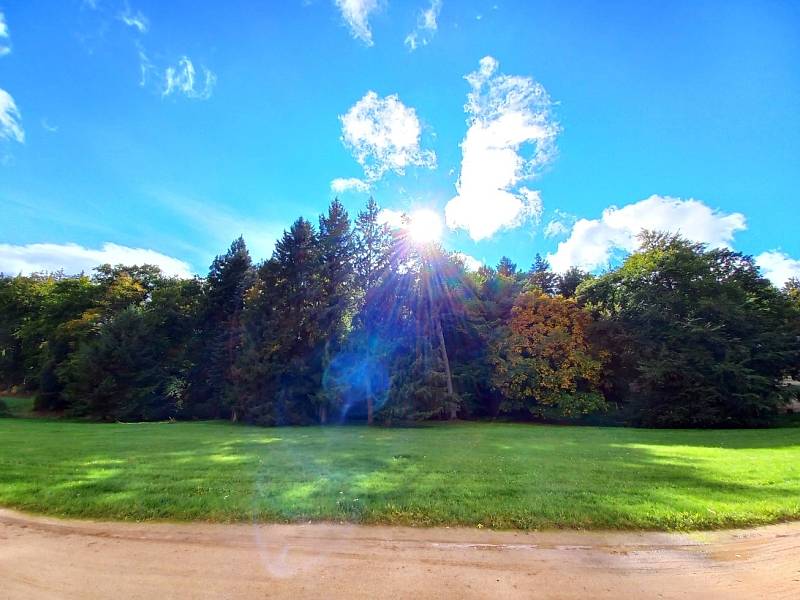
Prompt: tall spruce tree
<box><xmin>354</xmin><ymin>197</ymin><xmax>393</xmax><ymax>294</ymax></box>
<box><xmin>346</xmin><ymin>197</ymin><xmax>396</xmax><ymax>423</ymax></box>
<box><xmin>316</xmin><ymin>199</ymin><xmax>356</xmax><ymax>422</ymax></box>
<box><xmin>527</xmin><ymin>253</ymin><xmax>558</xmax><ymax>295</ymax></box>
<box><xmin>234</xmin><ymin>219</ymin><xmax>324</xmax><ymax>425</ymax></box>
<box><xmin>191</xmin><ymin>237</ymin><xmax>253</xmax><ymax>419</ymax></box>
<box><xmin>496</xmin><ymin>256</ymin><xmax>518</xmax><ymax>278</ymax></box>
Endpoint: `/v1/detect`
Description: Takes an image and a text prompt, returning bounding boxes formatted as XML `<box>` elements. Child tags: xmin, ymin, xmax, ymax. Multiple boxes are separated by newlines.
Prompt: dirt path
<box><xmin>1</xmin><ymin>509</ymin><xmax>798</xmax><ymax>599</ymax></box>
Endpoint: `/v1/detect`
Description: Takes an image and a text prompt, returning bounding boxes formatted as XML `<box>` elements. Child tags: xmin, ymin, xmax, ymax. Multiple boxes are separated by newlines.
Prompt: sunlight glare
<box><xmin>407</xmin><ymin>209</ymin><xmax>443</xmax><ymax>244</ymax></box>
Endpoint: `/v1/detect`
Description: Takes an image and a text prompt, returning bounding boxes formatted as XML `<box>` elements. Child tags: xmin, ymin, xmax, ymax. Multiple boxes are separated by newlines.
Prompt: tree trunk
<box><xmin>320</xmin><ymin>404</ymin><xmax>327</xmax><ymax>425</ymax></box>
<box><xmin>367</xmin><ymin>396</ymin><xmax>374</xmax><ymax>425</ymax></box>
<box><xmin>436</xmin><ymin>316</ymin><xmax>456</xmax><ymax>419</ymax></box>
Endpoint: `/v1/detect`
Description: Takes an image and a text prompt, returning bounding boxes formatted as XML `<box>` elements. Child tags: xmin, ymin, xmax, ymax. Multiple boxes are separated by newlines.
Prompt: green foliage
<box><xmin>234</xmin><ymin>218</ymin><xmax>327</xmax><ymax>425</ymax></box>
<box><xmin>526</xmin><ymin>253</ymin><xmax>558</xmax><ymax>295</ymax></box>
<box><xmin>557</xmin><ymin>266</ymin><xmax>591</xmax><ymax>298</ymax></box>
<box><xmin>2</xmin><ymin>211</ymin><xmax>798</xmax><ymax>428</ymax></box>
<box><xmin>189</xmin><ymin>237</ymin><xmax>253</xmax><ymax>419</ymax></box>
<box><xmin>580</xmin><ymin>233</ymin><xmax>800</xmax><ymax>426</ymax></box>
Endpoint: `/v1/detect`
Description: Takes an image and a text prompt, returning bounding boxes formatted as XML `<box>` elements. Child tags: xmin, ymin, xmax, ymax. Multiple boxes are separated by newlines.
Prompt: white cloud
<box><xmin>547</xmin><ymin>195</ymin><xmax>747</xmax><ymax>273</ymax></box>
<box><xmin>330</xmin><ymin>177</ymin><xmax>370</xmax><ymax>193</ymax></box>
<box><xmin>163</xmin><ymin>57</ymin><xmax>216</xmax><ymax>100</ymax></box>
<box><xmin>0</xmin><ymin>242</ymin><xmax>193</xmax><ymax>278</ymax></box>
<box><xmin>0</xmin><ymin>11</ymin><xmax>11</xmax><ymax>56</ymax></box>
<box><xmin>340</xmin><ymin>91</ymin><xmax>436</xmax><ymax>182</ymax></box>
<box><xmin>0</xmin><ymin>88</ymin><xmax>24</xmax><ymax>143</ymax></box>
<box><xmin>119</xmin><ymin>6</ymin><xmax>149</xmax><ymax>34</ymax></box>
<box><xmin>445</xmin><ymin>56</ymin><xmax>559</xmax><ymax>241</ymax></box>
<box><xmin>335</xmin><ymin>0</ymin><xmax>381</xmax><ymax>46</ymax></box>
<box><xmin>756</xmin><ymin>251</ymin><xmax>800</xmax><ymax>288</ymax></box>
<box><xmin>405</xmin><ymin>0</ymin><xmax>442</xmax><ymax>51</ymax></box>
<box><xmin>544</xmin><ymin>220</ymin><xmax>568</xmax><ymax>238</ymax></box>
<box><xmin>377</xmin><ymin>208</ymin><xmax>405</xmax><ymax>228</ymax></box>
<box><xmin>543</xmin><ymin>210</ymin><xmax>576</xmax><ymax>239</ymax></box>
<box><xmin>455</xmin><ymin>252</ymin><xmax>482</xmax><ymax>272</ymax></box>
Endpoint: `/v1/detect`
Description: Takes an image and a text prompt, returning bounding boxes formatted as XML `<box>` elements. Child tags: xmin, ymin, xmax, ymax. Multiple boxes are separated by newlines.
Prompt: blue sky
<box><xmin>1</xmin><ymin>0</ymin><xmax>799</xmax><ymax>285</ymax></box>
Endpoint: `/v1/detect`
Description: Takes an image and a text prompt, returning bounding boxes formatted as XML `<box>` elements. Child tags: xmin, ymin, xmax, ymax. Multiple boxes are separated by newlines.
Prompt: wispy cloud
<box><xmin>335</xmin><ymin>0</ymin><xmax>382</xmax><ymax>46</ymax></box>
<box><xmin>118</xmin><ymin>4</ymin><xmax>149</xmax><ymax>34</ymax></box>
<box><xmin>454</xmin><ymin>252</ymin><xmax>482</xmax><ymax>272</ymax></box>
<box><xmin>547</xmin><ymin>195</ymin><xmax>747</xmax><ymax>273</ymax></box>
<box><xmin>0</xmin><ymin>88</ymin><xmax>24</xmax><ymax>143</ymax></box>
<box><xmin>405</xmin><ymin>0</ymin><xmax>442</xmax><ymax>51</ymax></box>
<box><xmin>163</xmin><ymin>56</ymin><xmax>217</xmax><ymax>100</ymax></box>
<box><xmin>445</xmin><ymin>56</ymin><xmax>559</xmax><ymax>240</ymax></box>
<box><xmin>339</xmin><ymin>91</ymin><xmax>436</xmax><ymax>182</ymax></box>
<box><xmin>40</xmin><ymin>118</ymin><xmax>59</xmax><ymax>133</ymax></box>
<box><xmin>543</xmin><ymin>209</ymin><xmax>576</xmax><ymax>239</ymax></box>
<box><xmin>0</xmin><ymin>11</ymin><xmax>11</xmax><ymax>56</ymax></box>
<box><xmin>543</xmin><ymin>220</ymin><xmax>568</xmax><ymax>238</ymax></box>
<box><xmin>755</xmin><ymin>251</ymin><xmax>800</xmax><ymax>288</ymax></box>
<box><xmin>377</xmin><ymin>207</ymin><xmax>404</xmax><ymax>228</ymax></box>
<box><xmin>150</xmin><ymin>191</ymin><xmax>284</xmax><ymax>263</ymax></box>
<box><xmin>0</xmin><ymin>242</ymin><xmax>193</xmax><ymax>278</ymax></box>
<box><xmin>330</xmin><ymin>177</ymin><xmax>370</xmax><ymax>193</ymax></box>
<box><xmin>137</xmin><ymin>48</ymin><xmax>215</xmax><ymax>101</ymax></box>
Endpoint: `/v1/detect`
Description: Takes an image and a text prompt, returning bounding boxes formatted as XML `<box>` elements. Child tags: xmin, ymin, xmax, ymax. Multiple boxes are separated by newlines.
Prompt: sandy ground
<box><xmin>1</xmin><ymin>509</ymin><xmax>798</xmax><ymax>599</ymax></box>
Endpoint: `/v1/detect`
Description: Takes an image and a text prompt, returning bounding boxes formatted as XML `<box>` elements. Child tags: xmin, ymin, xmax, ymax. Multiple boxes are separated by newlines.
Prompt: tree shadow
<box><xmin>0</xmin><ymin>420</ymin><xmax>798</xmax><ymax>529</ymax></box>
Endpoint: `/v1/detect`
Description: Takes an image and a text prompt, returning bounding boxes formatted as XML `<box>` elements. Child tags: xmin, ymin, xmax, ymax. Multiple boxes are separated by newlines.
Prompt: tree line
<box><xmin>2</xmin><ymin>198</ymin><xmax>799</xmax><ymax>427</ymax></box>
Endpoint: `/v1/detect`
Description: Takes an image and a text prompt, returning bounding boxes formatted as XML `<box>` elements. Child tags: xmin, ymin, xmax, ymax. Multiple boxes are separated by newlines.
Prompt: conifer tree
<box><xmin>527</xmin><ymin>253</ymin><xmax>558</xmax><ymax>295</ymax></box>
<box><xmin>354</xmin><ymin>197</ymin><xmax>393</xmax><ymax>294</ymax></box>
<box><xmin>316</xmin><ymin>199</ymin><xmax>356</xmax><ymax>422</ymax></box>
<box><xmin>191</xmin><ymin>237</ymin><xmax>253</xmax><ymax>418</ymax></box>
<box><xmin>234</xmin><ymin>219</ymin><xmax>324</xmax><ymax>424</ymax></box>
<box><xmin>496</xmin><ymin>256</ymin><xmax>518</xmax><ymax>278</ymax></box>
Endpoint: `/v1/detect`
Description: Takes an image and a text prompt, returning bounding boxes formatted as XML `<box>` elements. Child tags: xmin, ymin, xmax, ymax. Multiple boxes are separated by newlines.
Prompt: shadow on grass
<box><xmin>0</xmin><ymin>420</ymin><xmax>798</xmax><ymax>529</ymax></box>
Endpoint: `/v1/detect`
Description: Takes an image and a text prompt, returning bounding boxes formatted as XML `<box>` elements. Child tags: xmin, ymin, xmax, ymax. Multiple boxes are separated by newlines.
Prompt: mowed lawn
<box><xmin>1</xmin><ymin>402</ymin><xmax>799</xmax><ymax>530</ymax></box>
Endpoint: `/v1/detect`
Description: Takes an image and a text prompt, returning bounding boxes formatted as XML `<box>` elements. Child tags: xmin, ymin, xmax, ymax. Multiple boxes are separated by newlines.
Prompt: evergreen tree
<box><xmin>345</xmin><ymin>197</ymin><xmax>396</xmax><ymax>423</ymax></box>
<box><xmin>234</xmin><ymin>219</ymin><xmax>324</xmax><ymax>425</ymax></box>
<box><xmin>316</xmin><ymin>199</ymin><xmax>356</xmax><ymax>422</ymax></box>
<box><xmin>354</xmin><ymin>197</ymin><xmax>393</xmax><ymax>293</ymax></box>
<box><xmin>189</xmin><ymin>237</ymin><xmax>253</xmax><ymax>418</ymax></box>
<box><xmin>526</xmin><ymin>253</ymin><xmax>558</xmax><ymax>295</ymax></box>
<box><xmin>496</xmin><ymin>256</ymin><xmax>518</xmax><ymax>278</ymax></box>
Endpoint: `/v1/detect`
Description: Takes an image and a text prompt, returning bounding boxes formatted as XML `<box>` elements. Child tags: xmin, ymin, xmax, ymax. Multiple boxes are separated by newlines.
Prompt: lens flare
<box><xmin>407</xmin><ymin>209</ymin><xmax>443</xmax><ymax>244</ymax></box>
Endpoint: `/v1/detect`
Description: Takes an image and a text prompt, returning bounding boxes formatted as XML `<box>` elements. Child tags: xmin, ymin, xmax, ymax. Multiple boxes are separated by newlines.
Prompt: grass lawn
<box><xmin>1</xmin><ymin>404</ymin><xmax>799</xmax><ymax>530</ymax></box>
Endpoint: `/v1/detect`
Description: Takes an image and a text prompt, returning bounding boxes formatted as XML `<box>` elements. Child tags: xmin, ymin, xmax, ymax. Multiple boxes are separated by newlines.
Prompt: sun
<box><xmin>406</xmin><ymin>209</ymin><xmax>443</xmax><ymax>244</ymax></box>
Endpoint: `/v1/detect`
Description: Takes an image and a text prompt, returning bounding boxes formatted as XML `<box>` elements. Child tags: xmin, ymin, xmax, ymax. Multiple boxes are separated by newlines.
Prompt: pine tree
<box><xmin>527</xmin><ymin>253</ymin><xmax>557</xmax><ymax>295</ymax></box>
<box><xmin>234</xmin><ymin>219</ymin><xmax>324</xmax><ymax>425</ymax></box>
<box><xmin>354</xmin><ymin>197</ymin><xmax>393</xmax><ymax>294</ymax></box>
<box><xmin>191</xmin><ymin>237</ymin><xmax>253</xmax><ymax>419</ymax></box>
<box><xmin>316</xmin><ymin>199</ymin><xmax>356</xmax><ymax>422</ymax></box>
<box><xmin>496</xmin><ymin>256</ymin><xmax>518</xmax><ymax>278</ymax></box>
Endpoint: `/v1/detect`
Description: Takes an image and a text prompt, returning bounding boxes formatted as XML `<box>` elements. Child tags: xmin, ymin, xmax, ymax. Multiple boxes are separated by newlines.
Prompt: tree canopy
<box><xmin>1</xmin><ymin>206</ymin><xmax>798</xmax><ymax>428</ymax></box>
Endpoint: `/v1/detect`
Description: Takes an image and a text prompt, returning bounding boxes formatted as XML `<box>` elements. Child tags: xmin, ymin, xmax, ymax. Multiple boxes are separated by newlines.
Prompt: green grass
<box><xmin>0</xmin><ymin>396</ymin><xmax>35</xmax><ymax>418</ymax></box>
<box><xmin>1</xmin><ymin>413</ymin><xmax>799</xmax><ymax>530</ymax></box>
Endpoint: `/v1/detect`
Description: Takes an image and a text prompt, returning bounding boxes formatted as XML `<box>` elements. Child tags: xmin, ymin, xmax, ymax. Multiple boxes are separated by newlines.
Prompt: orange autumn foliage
<box><xmin>492</xmin><ymin>291</ymin><xmax>607</xmax><ymax>417</ymax></box>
